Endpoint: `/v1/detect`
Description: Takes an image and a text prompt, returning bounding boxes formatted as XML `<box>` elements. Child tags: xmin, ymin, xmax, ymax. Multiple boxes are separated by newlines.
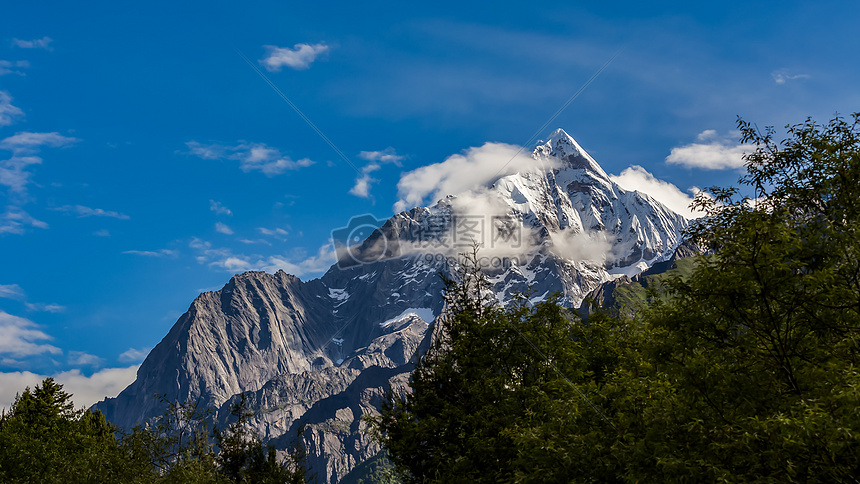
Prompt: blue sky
<box><xmin>2</xmin><ymin>0</ymin><xmax>858</xmax><ymax>408</ymax></box>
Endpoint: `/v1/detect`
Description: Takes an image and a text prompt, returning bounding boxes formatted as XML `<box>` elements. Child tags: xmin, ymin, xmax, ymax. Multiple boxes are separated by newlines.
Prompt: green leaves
<box><xmin>0</xmin><ymin>381</ymin><xmax>311</xmax><ymax>483</ymax></box>
<box><xmin>375</xmin><ymin>113</ymin><xmax>860</xmax><ymax>483</ymax></box>
<box><xmin>0</xmin><ymin>379</ymin><xmax>152</xmax><ymax>484</ymax></box>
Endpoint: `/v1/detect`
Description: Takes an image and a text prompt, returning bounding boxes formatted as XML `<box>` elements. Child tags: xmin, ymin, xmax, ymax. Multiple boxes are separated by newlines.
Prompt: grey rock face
<box><xmin>95</xmin><ymin>130</ymin><xmax>691</xmax><ymax>483</ymax></box>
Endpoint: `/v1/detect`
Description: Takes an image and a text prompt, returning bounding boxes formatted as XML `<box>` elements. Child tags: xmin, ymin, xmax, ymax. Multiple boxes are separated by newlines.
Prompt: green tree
<box><xmin>372</xmin><ymin>250</ymin><xmax>592</xmax><ymax>483</ymax></box>
<box><xmin>374</xmin><ymin>113</ymin><xmax>860</xmax><ymax>483</ymax></box>
<box><xmin>120</xmin><ymin>394</ymin><xmax>220</xmax><ymax>482</ymax></box>
<box><xmin>0</xmin><ymin>378</ymin><xmax>152</xmax><ymax>483</ymax></box>
<box><xmin>216</xmin><ymin>393</ymin><xmax>311</xmax><ymax>484</ymax></box>
<box><xmin>513</xmin><ymin>113</ymin><xmax>860</xmax><ymax>482</ymax></box>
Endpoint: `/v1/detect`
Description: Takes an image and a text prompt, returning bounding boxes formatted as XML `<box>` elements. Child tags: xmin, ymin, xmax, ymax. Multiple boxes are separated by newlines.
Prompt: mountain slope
<box><xmin>96</xmin><ymin>129</ymin><xmax>690</xmax><ymax>483</ymax></box>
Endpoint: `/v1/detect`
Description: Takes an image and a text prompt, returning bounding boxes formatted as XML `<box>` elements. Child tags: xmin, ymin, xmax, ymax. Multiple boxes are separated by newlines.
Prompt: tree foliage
<box><xmin>0</xmin><ymin>380</ymin><xmax>312</xmax><ymax>483</ymax></box>
<box><xmin>372</xmin><ymin>249</ymin><xmax>595</xmax><ymax>483</ymax></box>
<box><xmin>0</xmin><ymin>378</ymin><xmax>152</xmax><ymax>483</ymax></box>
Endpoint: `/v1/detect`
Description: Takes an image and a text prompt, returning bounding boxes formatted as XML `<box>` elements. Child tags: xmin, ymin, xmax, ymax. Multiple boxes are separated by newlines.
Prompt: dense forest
<box><xmin>372</xmin><ymin>113</ymin><xmax>860</xmax><ymax>483</ymax></box>
<box><xmin>2</xmin><ymin>113</ymin><xmax>858</xmax><ymax>483</ymax></box>
<box><xmin>0</xmin><ymin>381</ymin><xmax>311</xmax><ymax>483</ymax></box>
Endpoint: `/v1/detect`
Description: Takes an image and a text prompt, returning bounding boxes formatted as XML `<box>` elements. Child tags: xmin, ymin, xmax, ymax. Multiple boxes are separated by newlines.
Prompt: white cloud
<box><xmin>0</xmin><ymin>365</ymin><xmax>139</xmax><ymax>411</ymax></box>
<box><xmin>359</xmin><ymin>147</ymin><xmax>404</xmax><ymax>165</ymax></box>
<box><xmin>93</xmin><ymin>229</ymin><xmax>110</xmax><ymax>237</ymax></box>
<box><xmin>122</xmin><ymin>249</ymin><xmax>178</xmax><ymax>258</ymax></box>
<box><xmin>771</xmin><ymin>69</ymin><xmax>810</xmax><ymax>85</ymax></box>
<box><xmin>610</xmin><ymin>165</ymin><xmax>703</xmax><ymax>218</ymax></box>
<box><xmin>209</xmin><ymin>200</ymin><xmax>232</xmax><ymax>216</ymax></box>
<box><xmin>11</xmin><ymin>37</ymin><xmax>53</xmax><ymax>50</ymax></box>
<box><xmin>0</xmin><ymin>60</ymin><xmax>29</xmax><ymax>77</ymax></box>
<box><xmin>0</xmin><ymin>91</ymin><xmax>24</xmax><ymax>127</ymax></box>
<box><xmin>349</xmin><ymin>163</ymin><xmax>381</xmax><ymax>198</ymax></box>
<box><xmin>215</xmin><ymin>222</ymin><xmax>234</xmax><ymax>235</ymax></box>
<box><xmin>665</xmin><ymin>131</ymin><xmax>750</xmax><ymax>170</ymax></box>
<box><xmin>260</xmin><ymin>43</ymin><xmax>330</xmax><ymax>71</ymax></box>
<box><xmin>185</xmin><ymin>141</ymin><xmax>314</xmax><ymax>176</ymax></box>
<box><xmin>0</xmin><ymin>310</ymin><xmax>61</xmax><ymax>358</ymax></box>
<box><xmin>0</xmin><ymin>284</ymin><xmax>25</xmax><ymax>300</ymax></box>
<box><xmin>53</xmin><ymin>204</ymin><xmax>129</xmax><ymax>219</ymax></box>
<box><xmin>68</xmin><ymin>351</ymin><xmax>103</xmax><ymax>367</ymax></box>
<box><xmin>118</xmin><ymin>347</ymin><xmax>150</xmax><ymax>363</ymax></box>
<box><xmin>394</xmin><ymin>142</ymin><xmax>552</xmax><ymax>212</ymax></box>
<box><xmin>0</xmin><ymin>132</ymin><xmax>79</xmax><ymax>154</ymax></box>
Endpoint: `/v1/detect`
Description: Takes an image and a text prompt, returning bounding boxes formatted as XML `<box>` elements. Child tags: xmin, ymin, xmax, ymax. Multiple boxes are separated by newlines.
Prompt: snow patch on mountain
<box><xmin>381</xmin><ymin>308</ymin><xmax>435</xmax><ymax>328</ymax></box>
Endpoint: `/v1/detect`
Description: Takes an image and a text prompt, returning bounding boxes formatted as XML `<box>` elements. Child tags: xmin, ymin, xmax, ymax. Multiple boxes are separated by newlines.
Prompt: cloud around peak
<box><xmin>394</xmin><ymin>142</ymin><xmax>549</xmax><ymax>212</ymax></box>
<box><xmin>610</xmin><ymin>165</ymin><xmax>703</xmax><ymax>218</ymax></box>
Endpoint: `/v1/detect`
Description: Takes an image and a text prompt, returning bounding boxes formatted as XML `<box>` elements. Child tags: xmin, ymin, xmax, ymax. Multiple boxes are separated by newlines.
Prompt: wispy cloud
<box><xmin>610</xmin><ymin>165</ymin><xmax>703</xmax><ymax>218</ymax></box>
<box><xmin>209</xmin><ymin>200</ymin><xmax>232</xmax><ymax>216</ymax></box>
<box><xmin>260</xmin><ymin>43</ymin><xmax>330</xmax><ymax>71</ymax></box>
<box><xmin>68</xmin><ymin>351</ymin><xmax>103</xmax><ymax>367</ymax></box>
<box><xmin>93</xmin><ymin>229</ymin><xmax>110</xmax><ymax>237</ymax></box>
<box><xmin>190</xmin><ymin>237</ymin><xmax>335</xmax><ymax>277</ymax></box>
<box><xmin>665</xmin><ymin>130</ymin><xmax>751</xmax><ymax>170</ymax></box>
<box><xmin>0</xmin><ymin>132</ymin><xmax>79</xmax><ymax>154</ymax></box>
<box><xmin>185</xmin><ymin>141</ymin><xmax>314</xmax><ymax>176</ymax></box>
<box><xmin>771</xmin><ymin>69</ymin><xmax>810</xmax><ymax>85</ymax></box>
<box><xmin>0</xmin><ymin>208</ymin><xmax>48</xmax><ymax>235</ymax></box>
<box><xmin>0</xmin><ymin>91</ymin><xmax>24</xmax><ymax>127</ymax></box>
<box><xmin>215</xmin><ymin>222</ymin><xmax>234</xmax><ymax>235</ymax></box>
<box><xmin>0</xmin><ymin>60</ymin><xmax>29</xmax><ymax>77</ymax></box>
<box><xmin>24</xmin><ymin>302</ymin><xmax>66</xmax><ymax>313</ymax></box>
<box><xmin>358</xmin><ymin>147</ymin><xmax>404</xmax><ymax>165</ymax></box>
<box><xmin>1</xmin><ymin>132</ymin><xmax>79</xmax><ymax>194</ymax></box>
<box><xmin>0</xmin><ymin>284</ymin><xmax>64</xmax><ymax>312</ymax></box>
<box><xmin>350</xmin><ymin>148</ymin><xmax>404</xmax><ymax>199</ymax></box>
<box><xmin>0</xmin><ymin>310</ymin><xmax>61</xmax><ymax>358</ymax></box>
<box><xmin>238</xmin><ymin>238</ymin><xmax>271</xmax><ymax>245</ymax></box>
<box><xmin>11</xmin><ymin>37</ymin><xmax>53</xmax><ymax>51</ymax></box>
<box><xmin>53</xmin><ymin>205</ymin><xmax>129</xmax><ymax>219</ymax></box>
<box><xmin>118</xmin><ymin>347</ymin><xmax>150</xmax><ymax>363</ymax></box>
<box><xmin>0</xmin><ymin>116</ymin><xmax>80</xmax><ymax>235</ymax></box>
<box><xmin>257</xmin><ymin>227</ymin><xmax>289</xmax><ymax>237</ymax></box>
<box><xmin>122</xmin><ymin>249</ymin><xmax>178</xmax><ymax>258</ymax></box>
<box><xmin>0</xmin><ymin>284</ymin><xmax>25</xmax><ymax>300</ymax></box>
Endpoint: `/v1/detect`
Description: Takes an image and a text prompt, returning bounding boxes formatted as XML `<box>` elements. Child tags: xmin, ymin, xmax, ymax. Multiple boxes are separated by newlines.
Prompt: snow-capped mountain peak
<box><xmin>534</xmin><ymin>128</ymin><xmax>609</xmax><ymax>179</ymax></box>
<box><xmin>96</xmin><ymin>129</ymin><xmax>691</xmax><ymax>483</ymax></box>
